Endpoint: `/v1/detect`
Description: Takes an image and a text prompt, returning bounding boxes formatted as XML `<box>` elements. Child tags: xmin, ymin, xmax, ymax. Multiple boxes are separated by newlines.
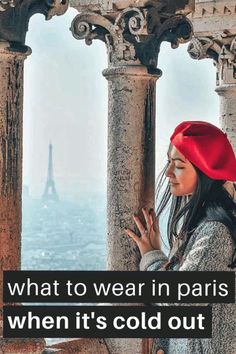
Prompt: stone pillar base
<box><xmin>105</xmin><ymin>338</ymin><xmax>145</xmax><ymax>354</ymax></box>
<box><xmin>44</xmin><ymin>338</ymin><xmax>109</xmax><ymax>354</ymax></box>
<box><xmin>0</xmin><ymin>338</ymin><xmax>45</xmax><ymax>354</ymax></box>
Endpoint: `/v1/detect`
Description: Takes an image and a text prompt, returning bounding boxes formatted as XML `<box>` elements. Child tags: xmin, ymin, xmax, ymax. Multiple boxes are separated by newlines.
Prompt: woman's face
<box><xmin>165</xmin><ymin>146</ymin><xmax>198</xmax><ymax>196</ymax></box>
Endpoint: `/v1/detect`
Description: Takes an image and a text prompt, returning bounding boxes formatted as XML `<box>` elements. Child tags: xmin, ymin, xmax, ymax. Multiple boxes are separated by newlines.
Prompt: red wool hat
<box><xmin>170</xmin><ymin>121</ymin><xmax>236</xmax><ymax>181</ymax></box>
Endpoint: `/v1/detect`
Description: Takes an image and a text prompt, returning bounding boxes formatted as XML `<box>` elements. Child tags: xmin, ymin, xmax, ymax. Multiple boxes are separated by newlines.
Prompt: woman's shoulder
<box><xmin>182</xmin><ymin>218</ymin><xmax>234</xmax><ymax>271</ymax></box>
<box><xmin>189</xmin><ymin>218</ymin><xmax>233</xmax><ymax>249</ymax></box>
<box><xmin>199</xmin><ymin>217</ymin><xmax>232</xmax><ymax>236</ymax></box>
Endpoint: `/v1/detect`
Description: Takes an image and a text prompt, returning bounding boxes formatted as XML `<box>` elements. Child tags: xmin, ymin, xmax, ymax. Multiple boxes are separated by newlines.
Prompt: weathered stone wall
<box><xmin>188</xmin><ymin>0</ymin><xmax>236</xmax><ymax>152</ymax></box>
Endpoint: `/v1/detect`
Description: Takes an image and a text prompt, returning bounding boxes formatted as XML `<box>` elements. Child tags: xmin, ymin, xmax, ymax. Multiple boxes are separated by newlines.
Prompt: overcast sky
<box><xmin>23</xmin><ymin>8</ymin><xmax>219</xmax><ymax>198</ymax></box>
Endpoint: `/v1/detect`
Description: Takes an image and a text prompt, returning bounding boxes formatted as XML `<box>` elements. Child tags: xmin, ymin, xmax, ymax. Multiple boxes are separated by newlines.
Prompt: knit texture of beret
<box><xmin>170</xmin><ymin>121</ymin><xmax>236</xmax><ymax>181</ymax></box>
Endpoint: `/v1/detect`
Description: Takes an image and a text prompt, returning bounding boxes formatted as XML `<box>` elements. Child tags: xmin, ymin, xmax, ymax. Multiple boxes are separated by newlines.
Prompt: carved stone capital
<box><xmin>71</xmin><ymin>5</ymin><xmax>192</xmax><ymax>70</ymax></box>
<box><xmin>188</xmin><ymin>36</ymin><xmax>214</xmax><ymax>60</ymax></box>
<box><xmin>188</xmin><ymin>34</ymin><xmax>236</xmax><ymax>86</ymax></box>
<box><xmin>0</xmin><ymin>0</ymin><xmax>69</xmax><ymax>51</ymax></box>
<box><xmin>0</xmin><ymin>39</ymin><xmax>32</xmax><ymax>60</ymax></box>
<box><xmin>0</xmin><ymin>0</ymin><xmax>16</xmax><ymax>12</ymax></box>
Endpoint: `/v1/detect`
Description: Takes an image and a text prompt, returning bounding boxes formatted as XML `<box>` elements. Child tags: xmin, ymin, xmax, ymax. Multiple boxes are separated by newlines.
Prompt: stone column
<box><xmin>188</xmin><ymin>35</ymin><xmax>236</xmax><ymax>153</ymax></box>
<box><xmin>0</xmin><ymin>42</ymin><xmax>29</xmax><ymax>310</ymax></box>
<box><xmin>71</xmin><ymin>2</ymin><xmax>192</xmax><ymax>271</ymax></box>
<box><xmin>0</xmin><ymin>0</ymin><xmax>69</xmax><ymax>300</ymax></box>
<box><xmin>104</xmin><ymin>65</ymin><xmax>158</xmax><ymax>271</ymax></box>
<box><xmin>71</xmin><ymin>3</ymin><xmax>192</xmax><ymax>353</ymax></box>
<box><xmin>0</xmin><ymin>1</ymin><xmax>68</xmax><ymax>351</ymax></box>
<box><xmin>0</xmin><ymin>39</ymin><xmax>45</xmax><ymax>354</ymax></box>
<box><xmin>215</xmin><ymin>40</ymin><xmax>236</xmax><ymax>152</ymax></box>
<box><xmin>187</xmin><ymin>1</ymin><xmax>236</xmax><ymax>153</ymax></box>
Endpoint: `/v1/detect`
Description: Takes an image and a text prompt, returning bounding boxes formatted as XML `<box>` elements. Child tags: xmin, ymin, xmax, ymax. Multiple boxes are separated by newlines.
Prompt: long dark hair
<box><xmin>155</xmin><ymin>160</ymin><xmax>236</xmax><ymax>268</ymax></box>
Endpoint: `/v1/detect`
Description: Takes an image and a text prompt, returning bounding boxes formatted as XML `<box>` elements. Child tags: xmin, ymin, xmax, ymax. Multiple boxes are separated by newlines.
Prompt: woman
<box><xmin>124</xmin><ymin>121</ymin><xmax>236</xmax><ymax>354</ymax></box>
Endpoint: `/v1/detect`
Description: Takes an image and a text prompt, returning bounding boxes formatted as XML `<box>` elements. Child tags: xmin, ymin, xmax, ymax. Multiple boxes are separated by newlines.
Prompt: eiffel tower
<box><xmin>42</xmin><ymin>143</ymin><xmax>59</xmax><ymax>201</ymax></box>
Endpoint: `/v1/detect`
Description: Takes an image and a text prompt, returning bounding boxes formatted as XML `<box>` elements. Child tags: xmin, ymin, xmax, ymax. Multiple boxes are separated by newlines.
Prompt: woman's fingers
<box><xmin>124</xmin><ymin>227</ymin><xmax>155</xmax><ymax>256</ymax></box>
<box><xmin>124</xmin><ymin>208</ymin><xmax>161</xmax><ymax>254</ymax></box>
<box><xmin>133</xmin><ymin>215</ymin><xmax>146</xmax><ymax>235</ymax></box>
<box><xmin>124</xmin><ymin>228</ymin><xmax>140</xmax><ymax>243</ymax></box>
<box><xmin>142</xmin><ymin>207</ymin><xmax>152</xmax><ymax>230</ymax></box>
<box><xmin>132</xmin><ymin>208</ymin><xmax>156</xmax><ymax>236</ymax></box>
<box><xmin>150</xmin><ymin>209</ymin><xmax>159</xmax><ymax>232</ymax></box>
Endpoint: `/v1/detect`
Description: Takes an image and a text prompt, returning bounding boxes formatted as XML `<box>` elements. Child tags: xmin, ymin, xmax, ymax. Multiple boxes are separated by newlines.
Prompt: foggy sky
<box><xmin>23</xmin><ymin>8</ymin><xmax>218</xmax><ymax>198</ymax></box>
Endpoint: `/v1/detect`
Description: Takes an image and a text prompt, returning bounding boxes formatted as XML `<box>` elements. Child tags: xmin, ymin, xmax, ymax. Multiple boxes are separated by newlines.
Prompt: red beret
<box><xmin>170</xmin><ymin>121</ymin><xmax>236</xmax><ymax>181</ymax></box>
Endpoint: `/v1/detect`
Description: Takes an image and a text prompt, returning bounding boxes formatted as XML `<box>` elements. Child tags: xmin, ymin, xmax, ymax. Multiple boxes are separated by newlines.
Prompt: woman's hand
<box><xmin>124</xmin><ymin>208</ymin><xmax>161</xmax><ymax>256</ymax></box>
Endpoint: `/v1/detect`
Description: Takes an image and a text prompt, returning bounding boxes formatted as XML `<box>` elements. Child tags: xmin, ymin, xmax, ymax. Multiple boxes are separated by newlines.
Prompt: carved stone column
<box><xmin>71</xmin><ymin>1</ymin><xmax>192</xmax><ymax>270</ymax></box>
<box><xmin>188</xmin><ymin>35</ymin><xmax>236</xmax><ymax>152</ymax></box>
<box><xmin>0</xmin><ymin>41</ymin><xmax>46</xmax><ymax>354</ymax></box>
<box><xmin>188</xmin><ymin>0</ymin><xmax>236</xmax><ymax>152</ymax></box>
<box><xmin>0</xmin><ymin>41</ymin><xmax>29</xmax><ymax>312</ymax></box>
<box><xmin>104</xmin><ymin>65</ymin><xmax>158</xmax><ymax>272</ymax></box>
<box><xmin>0</xmin><ymin>1</ymin><xmax>68</xmax><ymax>351</ymax></box>
<box><xmin>215</xmin><ymin>39</ymin><xmax>236</xmax><ymax>152</ymax></box>
<box><xmin>71</xmin><ymin>2</ymin><xmax>192</xmax><ymax>353</ymax></box>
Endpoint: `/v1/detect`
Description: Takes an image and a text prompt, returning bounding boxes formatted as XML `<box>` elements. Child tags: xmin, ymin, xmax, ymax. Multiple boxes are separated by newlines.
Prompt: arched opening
<box><xmin>22</xmin><ymin>9</ymin><xmax>108</xmax><ymax>272</ymax></box>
